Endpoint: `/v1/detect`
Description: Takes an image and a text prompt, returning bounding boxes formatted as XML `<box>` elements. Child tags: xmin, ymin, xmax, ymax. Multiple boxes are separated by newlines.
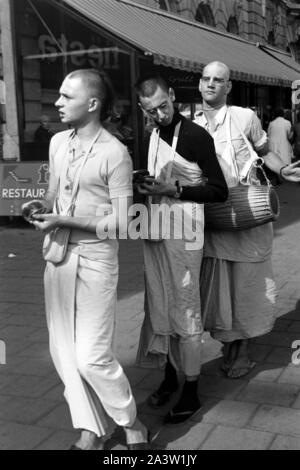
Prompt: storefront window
<box><xmin>15</xmin><ymin>0</ymin><xmax>133</xmax><ymax>160</ymax></box>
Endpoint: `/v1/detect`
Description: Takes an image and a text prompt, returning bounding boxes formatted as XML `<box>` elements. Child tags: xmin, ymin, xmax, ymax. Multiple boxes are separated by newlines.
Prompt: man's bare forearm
<box><xmin>260</xmin><ymin>151</ymin><xmax>286</xmax><ymax>174</ymax></box>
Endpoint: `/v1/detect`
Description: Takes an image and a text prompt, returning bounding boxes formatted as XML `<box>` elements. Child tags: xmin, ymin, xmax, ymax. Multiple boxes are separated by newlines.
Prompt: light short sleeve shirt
<box><xmin>194</xmin><ymin>106</ymin><xmax>272</xmax><ymax>262</ymax></box>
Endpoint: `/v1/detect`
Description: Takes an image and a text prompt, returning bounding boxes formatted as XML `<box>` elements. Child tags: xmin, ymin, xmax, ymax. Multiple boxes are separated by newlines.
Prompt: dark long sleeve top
<box><xmin>157</xmin><ymin>112</ymin><xmax>228</xmax><ymax>203</ymax></box>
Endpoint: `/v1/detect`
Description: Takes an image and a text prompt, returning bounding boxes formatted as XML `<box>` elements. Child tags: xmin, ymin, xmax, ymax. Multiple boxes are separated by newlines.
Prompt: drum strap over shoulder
<box><xmin>229</xmin><ymin>108</ymin><xmax>263</xmax><ymax>185</ymax></box>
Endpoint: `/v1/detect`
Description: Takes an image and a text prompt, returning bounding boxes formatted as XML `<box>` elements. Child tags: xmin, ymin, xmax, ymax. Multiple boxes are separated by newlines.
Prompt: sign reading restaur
<box><xmin>0</xmin><ymin>162</ymin><xmax>49</xmax><ymax>215</ymax></box>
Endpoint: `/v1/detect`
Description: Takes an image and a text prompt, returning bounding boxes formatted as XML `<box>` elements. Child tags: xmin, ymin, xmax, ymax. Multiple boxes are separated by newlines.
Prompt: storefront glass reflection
<box><xmin>16</xmin><ymin>0</ymin><xmax>133</xmax><ymax>160</ymax></box>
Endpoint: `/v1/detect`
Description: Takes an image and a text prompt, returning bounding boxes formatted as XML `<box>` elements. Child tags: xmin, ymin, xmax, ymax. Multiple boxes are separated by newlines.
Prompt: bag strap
<box><xmin>166</xmin><ymin>121</ymin><xmax>181</xmax><ymax>181</ymax></box>
<box><xmin>225</xmin><ymin>111</ymin><xmax>239</xmax><ymax>180</ymax></box>
<box><xmin>56</xmin><ymin>127</ymin><xmax>103</xmax><ymax>215</ymax></box>
<box><xmin>150</xmin><ymin>120</ymin><xmax>181</xmax><ymax>182</ymax></box>
<box><xmin>228</xmin><ymin>108</ymin><xmax>270</xmax><ymax>185</ymax></box>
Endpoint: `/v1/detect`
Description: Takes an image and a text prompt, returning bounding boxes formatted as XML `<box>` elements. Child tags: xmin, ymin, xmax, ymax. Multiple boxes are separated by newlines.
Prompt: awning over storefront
<box><xmin>59</xmin><ymin>0</ymin><xmax>300</xmax><ymax>87</ymax></box>
<box><xmin>260</xmin><ymin>45</ymin><xmax>300</xmax><ymax>75</ymax></box>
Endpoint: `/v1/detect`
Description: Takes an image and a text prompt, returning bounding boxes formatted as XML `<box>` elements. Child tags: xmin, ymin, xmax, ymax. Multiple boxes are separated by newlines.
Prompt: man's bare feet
<box><xmin>227</xmin><ymin>359</ymin><xmax>256</xmax><ymax>378</ymax></box>
<box><xmin>221</xmin><ymin>341</ymin><xmax>238</xmax><ymax>373</ymax></box>
<box><xmin>226</xmin><ymin>339</ymin><xmax>256</xmax><ymax>379</ymax></box>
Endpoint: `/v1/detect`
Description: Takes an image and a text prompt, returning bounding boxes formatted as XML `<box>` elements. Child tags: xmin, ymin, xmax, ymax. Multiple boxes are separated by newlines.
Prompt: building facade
<box><xmin>137</xmin><ymin>0</ymin><xmax>300</xmax><ymax>54</ymax></box>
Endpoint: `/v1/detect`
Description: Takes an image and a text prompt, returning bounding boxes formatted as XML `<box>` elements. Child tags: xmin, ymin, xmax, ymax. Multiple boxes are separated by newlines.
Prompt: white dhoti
<box><xmin>137</xmin><ymin>239</ymin><xmax>203</xmax><ymax>376</ymax></box>
<box><xmin>200</xmin><ymin>257</ymin><xmax>277</xmax><ymax>342</ymax></box>
<box><xmin>44</xmin><ymin>245</ymin><xmax>136</xmax><ymax>437</ymax></box>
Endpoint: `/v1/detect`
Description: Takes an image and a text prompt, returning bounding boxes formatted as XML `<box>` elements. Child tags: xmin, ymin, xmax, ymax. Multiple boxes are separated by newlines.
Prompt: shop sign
<box><xmin>38</xmin><ymin>34</ymin><xmax>120</xmax><ymax>70</ymax></box>
<box><xmin>0</xmin><ymin>163</ymin><xmax>49</xmax><ymax>216</ymax></box>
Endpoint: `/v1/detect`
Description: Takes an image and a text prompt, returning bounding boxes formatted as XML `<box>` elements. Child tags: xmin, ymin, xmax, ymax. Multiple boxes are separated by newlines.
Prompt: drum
<box><xmin>204</xmin><ymin>184</ymin><xmax>280</xmax><ymax>231</ymax></box>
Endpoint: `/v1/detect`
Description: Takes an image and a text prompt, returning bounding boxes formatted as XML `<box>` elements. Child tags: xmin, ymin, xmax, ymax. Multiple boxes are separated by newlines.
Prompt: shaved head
<box><xmin>200</xmin><ymin>61</ymin><xmax>232</xmax><ymax>108</ymax></box>
<box><xmin>66</xmin><ymin>69</ymin><xmax>116</xmax><ymax>120</ymax></box>
<box><xmin>135</xmin><ymin>75</ymin><xmax>169</xmax><ymax>99</ymax></box>
<box><xmin>202</xmin><ymin>61</ymin><xmax>230</xmax><ymax>81</ymax></box>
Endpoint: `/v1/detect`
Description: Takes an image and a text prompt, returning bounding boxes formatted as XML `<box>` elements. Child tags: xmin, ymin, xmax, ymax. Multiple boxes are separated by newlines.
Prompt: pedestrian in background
<box><xmin>34</xmin><ymin>114</ymin><xmax>54</xmax><ymax>144</ymax></box>
<box><xmin>268</xmin><ymin>108</ymin><xmax>294</xmax><ymax>165</ymax></box>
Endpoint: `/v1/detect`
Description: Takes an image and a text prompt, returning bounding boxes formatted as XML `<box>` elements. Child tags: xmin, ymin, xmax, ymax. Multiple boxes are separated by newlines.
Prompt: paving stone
<box><xmin>8</xmin><ymin>357</ymin><xmax>56</xmax><ymax>377</ymax></box>
<box><xmin>282</xmin><ymin>310</ymin><xmax>300</xmax><ymax>321</ymax></box>
<box><xmin>42</xmin><ymin>383</ymin><xmax>65</xmax><ymax>403</ymax></box>
<box><xmin>0</xmin><ymin>325</ymin><xmax>39</xmax><ymax>340</ymax></box>
<box><xmin>154</xmin><ymin>421</ymin><xmax>215</xmax><ymax>450</ymax></box>
<box><xmin>123</xmin><ymin>366</ymin><xmax>152</xmax><ymax>387</ymax></box>
<box><xmin>287</xmin><ymin>321</ymin><xmax>300</xmax><ymax>333</ymax></box>
<box><xmin>34</xmin><ymin>430</ymin><xmax>79</xmax><ymax>450</ymax></box>
<box><xmin>291</xmin><ymin>391</ymin><xmax>300</xmax><ymax>409</ymax></box>
<box><xmin>245</xmin><ymin>363</ymin><xmax>283</xmax><ymax>382</ymax></box>
<box><xmin>250</xmin><ymin>405</ymin><xmax>300</xmax><ymax>436</ymax></box>
<box><xmin>0</xmin><ymin>395</ymin><xmax>13</xmax><ymax>409</ymax></box>
<box><xmin>14</xmin><ymin>342</ymin><xmax>51</xmax><ymax>359</ymax></box>
<box><xmin>0</xmin><ymin>421</ymin><xmax>53</xmax><ymax>450</ymax></box>
<box><xmin>273</xmin><ymin>319</ymin><xmax>293</xmax><ymax>332</ymax></box>
<box><xmin>249</xmin><ymin>344</ymin><xmax>273</xmax><ymax>362</ymax></box>
<box><xmin>198</xmin><ymin>375</ymin><xmax>247</xmax><ymax>400</ymax></box>
<box><xmin>36</xmin><ymin>403</ymin><xmax>73</xmax><ymax>431</ymax></box>
<box><xmin>3</xmin><ymin>314</ymin><xmax>47</xmax><ymax>328</ymax></box>
<box><xmin>236</xmin><ymin>381</ymin><xmax>299</xmax><ymax>407</ymax></box>
<box><xmin>138</xmin><ymin>412</ymin><xmax>163</xmax><ymax>432</ymax></box>
<box><xmin>24</xmin><ymin>328</ymin><xmax>49</xmax><ymax>343</ymax></box>
<box><xmin>270</xmin><ymin>435</ymin><xmax>300</xmax><ymax>450</ymax></box>
<box><xmin>0</xmin><ymin>374</ymin><xmax>59</xmax><ymax>398</ymax></box>
<box><xmin>0</xmin><ymin>374</ymin><xmax>20</xmax><ymax>390</ymax></box>
<box><xmin>265</xmin><ymin>347</ymin><xmax>293</xmax><ymax>365</ymax></box>
<box><xmin>200</xmin><ymin>425</ymin><xmax>274</xmax><ymax>450</ymax></box>
<box><xmin>201</xmin><ymin>358</ymin><xmax>225</xmax><ymax>377</ymax></box>
<box><xmin>0</xmin><ymin>293</ymin><xmax>43</xmax><ymax>305</ymax></box>
<box><xmin>136</xmin><ymin>369</ymin><xmax>164</xmax><ymax>391</ymax></box>
<box><xmin>0</xmin><ymin>396</ymin><xmax>59</xmax><ymax>424</ymax></box>
<box><xmin>132</xmin><ymin>387</ymin><xmax>151</xmax><ymax>406</ymax></box>
<box><xmin>0</xmin><ymin>314</ymin><xmax>11</xmax><ymax>324</ymax></box>
<box><xmin>0</xmin><ymin>303</ymin><xmax>20</xmax><ymax>314</ymax></box>
<box><xmin>0</xmin><ymin>355</ymin><xmax>25</xmax><ymax>371</ymax></box>
<box><xmin>253</xmin><ymin>332</ymin><xmax>299</xmax><ymax>348</ymax></box>
<box><xmin>3</xmin><ymin>280</ymin><xmax>44</xmax><ymax>293</ymax></box>
<box><xmin>201</xmin><ymin>399</ymin><xmax>258</xmax><ymax>427</ymax></box>
<box><xmin>3</xmin><ymin>303</ymin><xmax>45</xmax><ymax>315</ymax></box>
<box><xmin>3</xmin><ymin>338</ymin><xmax>34</xmax><ymax>356</ymax></box>
<box><xmin>277</xmin><ymin>365</ymin><xmax>300</xmax><ymax>386</ymax></box>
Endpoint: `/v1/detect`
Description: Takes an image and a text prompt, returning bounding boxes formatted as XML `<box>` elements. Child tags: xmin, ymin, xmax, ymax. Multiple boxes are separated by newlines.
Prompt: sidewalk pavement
<box><xmin>0</xmin><ymin>182</ymin><xmax>300</xmax><ymax>450</ymax></box>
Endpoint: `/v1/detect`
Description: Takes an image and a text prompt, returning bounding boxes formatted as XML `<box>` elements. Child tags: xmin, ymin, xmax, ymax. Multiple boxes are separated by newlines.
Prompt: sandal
<box><xmin>220</xmin><ymin>360</ymin><xmax>233</xmax><ymax>373</ymax></box>
<box><xmin>227</xmin><ymin>360</ymin><xmax>256</xmax><ymax>379</ymax></box>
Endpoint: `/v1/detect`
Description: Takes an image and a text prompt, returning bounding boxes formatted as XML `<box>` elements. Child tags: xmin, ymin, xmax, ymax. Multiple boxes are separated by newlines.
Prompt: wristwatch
<box><xmin>174</xmin><ymin>180</ymin><xmax>183</xmax><ymax>199</ymax></box>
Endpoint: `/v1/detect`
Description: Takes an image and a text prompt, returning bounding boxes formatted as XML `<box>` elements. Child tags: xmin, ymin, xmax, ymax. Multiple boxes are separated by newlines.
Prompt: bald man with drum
<box><xmin>195</xmin><ymin>61</ymin><xmax>300</xmax><ymax>379</ymax></box>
